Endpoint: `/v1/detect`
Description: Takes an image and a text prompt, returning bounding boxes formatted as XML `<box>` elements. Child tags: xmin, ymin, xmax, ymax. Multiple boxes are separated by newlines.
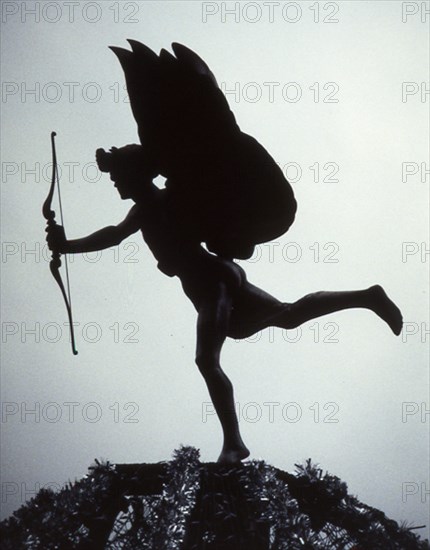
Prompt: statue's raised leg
<box><xmin>229</xmin><ymin>284</ymin><xmax>402</xmax><ymax>338</ymax></box>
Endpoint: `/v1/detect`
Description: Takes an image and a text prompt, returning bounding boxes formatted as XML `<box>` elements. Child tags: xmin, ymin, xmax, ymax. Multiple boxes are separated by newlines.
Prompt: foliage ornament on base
<box><xmin>1</xmin><ymin>446</ymin><xmax>428</xmax><ymax>549</ymax></box>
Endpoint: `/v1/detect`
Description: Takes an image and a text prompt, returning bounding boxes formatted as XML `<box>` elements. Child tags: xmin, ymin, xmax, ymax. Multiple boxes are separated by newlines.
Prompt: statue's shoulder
<box><xmin>118</xmin><ymin>204</ymin><xmax>144</xmax><ymax>234</ymax></box>
<box><xmin>127</xmin><ymin>203</ymin><xmax>142</xmax><ymax>219</ymax></box>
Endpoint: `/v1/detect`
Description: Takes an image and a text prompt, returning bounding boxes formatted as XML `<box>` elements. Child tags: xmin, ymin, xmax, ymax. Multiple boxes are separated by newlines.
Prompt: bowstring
<box><xmin>54</xmin><ymin>148</ymin><xmax>74</xmax><ymax>319</ymax></box>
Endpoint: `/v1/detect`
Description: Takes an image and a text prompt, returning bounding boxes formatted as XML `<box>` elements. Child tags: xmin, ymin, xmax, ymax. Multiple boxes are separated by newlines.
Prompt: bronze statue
<box><xmin>46</xmin><ymin>41</ymin><xmax>402</xmax><ymax>464</ymax></box>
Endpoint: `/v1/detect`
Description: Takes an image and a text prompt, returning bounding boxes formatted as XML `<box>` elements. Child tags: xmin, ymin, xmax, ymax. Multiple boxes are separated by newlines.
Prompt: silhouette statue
<box><xmin>46</xmin><ymin>41</ymin><xmax>403</xmax><ymax>464</ymax></box>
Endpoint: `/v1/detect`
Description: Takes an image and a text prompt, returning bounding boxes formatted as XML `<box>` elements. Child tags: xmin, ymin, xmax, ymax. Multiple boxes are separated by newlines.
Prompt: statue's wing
<box><xmin>109</xmin><ymin>40</ymin><xmax>240</xmax><ymax>177</ymax></box>
<box><xmin>110</xmin><ymin>41</ymin><xmax>297</xmax><ymax>259</ymax></box>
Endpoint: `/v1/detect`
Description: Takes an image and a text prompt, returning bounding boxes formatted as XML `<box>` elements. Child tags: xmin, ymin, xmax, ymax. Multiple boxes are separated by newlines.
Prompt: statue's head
<box><xmin>96</xmin><ymin>144</ymin><xmax>155</xmax><ymax>200</ymax></box>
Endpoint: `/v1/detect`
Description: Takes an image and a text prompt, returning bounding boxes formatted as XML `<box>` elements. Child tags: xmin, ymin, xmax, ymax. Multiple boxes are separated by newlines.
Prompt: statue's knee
<box><xmin>195</xmin><ymin>353</ymin><xmax>218</xmax><ymax>377</ymax></box>
<box><xmin>280</xmin><ymin>302</ymin><xmax>301</xmax><ymax>329</ymax></box>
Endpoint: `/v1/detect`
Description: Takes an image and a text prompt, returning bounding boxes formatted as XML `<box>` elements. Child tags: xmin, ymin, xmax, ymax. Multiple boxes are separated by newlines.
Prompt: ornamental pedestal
<box><xmin>1</xmin><ymin>447</ymin><xmax>428</xmax><ymax>549</ymax></box>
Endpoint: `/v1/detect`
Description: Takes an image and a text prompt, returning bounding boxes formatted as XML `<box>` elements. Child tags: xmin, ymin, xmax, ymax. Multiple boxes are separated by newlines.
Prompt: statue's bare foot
<box><xmin>368</xmin><ymin>285</ymin><xmax>403</xmax><ymax>335</ymax></box>
<box><xmin>217</xmin><ymin>445</ymin><xmax>250</xmax><ymax>465</ymax></box>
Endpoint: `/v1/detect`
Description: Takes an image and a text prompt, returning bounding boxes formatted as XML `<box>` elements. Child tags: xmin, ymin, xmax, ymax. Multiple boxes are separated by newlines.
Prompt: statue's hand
<box><xmin>46</xmin><ymin>222</ymin><xmax>67</xmax><ymax>253</ymax></box>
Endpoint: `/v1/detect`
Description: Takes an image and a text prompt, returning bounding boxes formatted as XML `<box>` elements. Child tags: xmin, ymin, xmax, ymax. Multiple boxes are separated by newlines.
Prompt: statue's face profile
<box><xmin>110</xmin><ymin>169</ymin><xmax>135</xmax><ymax>200</ymax></box>
<box><xmin>97</xmin><ymin>145</ymin><xmax>146</xmax><ymax>202</ymax></box>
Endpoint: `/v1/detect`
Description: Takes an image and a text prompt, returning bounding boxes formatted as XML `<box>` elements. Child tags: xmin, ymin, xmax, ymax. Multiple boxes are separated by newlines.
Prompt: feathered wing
<box><xmin>110</xmin><ymin>41</ymin><xmax>297</xmax><ymax>259</ymax></box>
<box><xmin>109</xmin><ymin>40</ymin><xmax>240</xmax><ymax>178</ymax></box>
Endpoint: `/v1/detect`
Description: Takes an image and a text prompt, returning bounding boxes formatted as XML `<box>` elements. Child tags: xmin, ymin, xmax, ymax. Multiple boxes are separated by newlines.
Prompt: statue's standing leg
<box><xmin>195</xmin><ymin>281</ymin><xmax>250</xmax><ymax>464</ymax></box>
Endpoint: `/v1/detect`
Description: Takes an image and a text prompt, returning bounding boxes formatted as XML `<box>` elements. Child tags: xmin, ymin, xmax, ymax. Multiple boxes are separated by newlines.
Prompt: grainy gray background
<box><xmin>1</xmin><ymin>0</ymin><xmax>429</xmax><ymax>539</ymax></box>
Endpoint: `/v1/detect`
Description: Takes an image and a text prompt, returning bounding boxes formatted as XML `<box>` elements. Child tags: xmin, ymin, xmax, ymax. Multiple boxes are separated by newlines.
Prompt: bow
<box><xmin>43</xmin><ymin>131</ymin><xmax>78</xmax><ymax>355</ymax></box>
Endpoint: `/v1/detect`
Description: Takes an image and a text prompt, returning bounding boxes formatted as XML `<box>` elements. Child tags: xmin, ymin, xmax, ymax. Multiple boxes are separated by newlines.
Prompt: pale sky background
<box><xmin>1</xmin><ymin>0</ymin><xmax>429</xmax><ymax>540</ymax></box>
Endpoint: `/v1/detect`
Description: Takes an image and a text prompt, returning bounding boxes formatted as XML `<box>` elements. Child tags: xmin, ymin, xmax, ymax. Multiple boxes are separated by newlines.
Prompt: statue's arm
<box><xmin>46</xmin><ymin>205</ymin><xmax>141</xmax><ymax>254</ymax></box>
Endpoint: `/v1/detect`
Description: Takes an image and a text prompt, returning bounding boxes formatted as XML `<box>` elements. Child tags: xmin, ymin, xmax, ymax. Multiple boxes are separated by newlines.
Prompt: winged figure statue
<box><xmin>46</xmin><ymin>41</ymin><xmax>402</xmax><ymax>463</ymax></box>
